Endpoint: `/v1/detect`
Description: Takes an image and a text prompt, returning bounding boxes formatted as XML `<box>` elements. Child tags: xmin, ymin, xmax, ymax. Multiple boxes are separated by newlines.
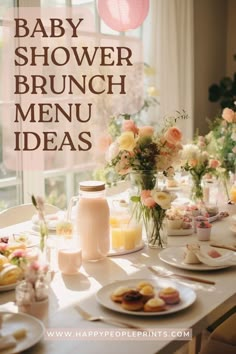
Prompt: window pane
<box><xmin>125</xmin><ymin>27</ymin><xmax>142</xmax><ymax>38</ymax></box>
<box><xmin>0</xmin><ymin>185</ymin><xmax>17</xmax><ymax>211</ymax></box>
<box><xmin>100</xmin><ymin>19</ymin><xmax>119</xmax><ymax>36</ymax></box>
<box><xmin>74</xmin><ymin>169</ymin><xmax>94</xmax><ymax>193</ymax></box>
<box><xmin>41</xmin><ymin>0</ymin><xmax>68</xmax><ymax>6</ymax></box>
<box><xmin>0</xmin><ymin>1</ymin><xmax>15</xmax><ymax>18</ymax></box>
<box><xmin>71</xmin><ymin>0</ymin><xmax>95</xmax><ymax>16</ymax></box>
<box><xmin>45</xmin><ymin>175</ymin><xmax>67</xmax><ymax>209</ymax></box>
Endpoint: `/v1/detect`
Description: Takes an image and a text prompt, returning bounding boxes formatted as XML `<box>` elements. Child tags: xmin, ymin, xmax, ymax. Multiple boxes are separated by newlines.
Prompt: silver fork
<box><xmin>74</xmin><ymin>305</ymin><xmax>144</xmax><ymax>330</ymax></box>
<box><xmin>148</xmin><ymin>266</ymin><xmax>215</xmax><ymax>285</ymax></box>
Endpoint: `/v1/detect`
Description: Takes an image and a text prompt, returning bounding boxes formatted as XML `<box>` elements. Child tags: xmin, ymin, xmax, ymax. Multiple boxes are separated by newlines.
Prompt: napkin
<box><xmin>192</xmin><ymin>247</ymin><xmax>236</xmax><ymax>267</ymax></box>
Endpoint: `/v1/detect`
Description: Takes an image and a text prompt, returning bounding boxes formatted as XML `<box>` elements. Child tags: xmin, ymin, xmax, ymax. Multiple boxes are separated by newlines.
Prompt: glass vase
<box><xmin>191</xmin><ymin>175</ymin><xmax>203</xmax><ymax>203</ymax></box>
<box><xmin>129</xmin><ymin>170</ymin><xmax>158</xmax><ymax>192</ymax></box>
<box><xmin>144</xmin><ymin>216</ymin><xmax>167</xmax><ymax>249</ymax></box>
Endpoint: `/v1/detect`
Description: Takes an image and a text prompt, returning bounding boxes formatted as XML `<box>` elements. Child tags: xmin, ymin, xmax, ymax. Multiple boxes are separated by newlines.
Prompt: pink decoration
<box><xmin>97</xmin><ymin>0</ymin><xmax>149</xmax><ymax>31</ymax></box>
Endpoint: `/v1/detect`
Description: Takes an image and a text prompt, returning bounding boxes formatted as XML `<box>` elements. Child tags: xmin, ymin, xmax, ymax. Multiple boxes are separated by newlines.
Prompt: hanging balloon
<box><xmin>97</xmin><ymin>0</ymin><xmax>149</xmax><ymax>32</ymax></box>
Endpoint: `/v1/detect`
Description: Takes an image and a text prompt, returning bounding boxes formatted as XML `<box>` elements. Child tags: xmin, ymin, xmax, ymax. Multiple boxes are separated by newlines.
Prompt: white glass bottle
<box><xmin>76</xmin><ymin>181</ymin><xmax>110</xmax><ymax>261</ymax></box>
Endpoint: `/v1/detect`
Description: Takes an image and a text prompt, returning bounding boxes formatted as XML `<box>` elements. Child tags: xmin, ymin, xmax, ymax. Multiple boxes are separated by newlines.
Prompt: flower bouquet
<box><xmin>104</xmin><ymin>112</ymin><xmax>186</xmax><ymax>248</ymax></box>
<box><xmin>181</xmin><ymin>141</ymin><xmax>220</xmax><ymax>202</ymax></box>
<box><xmin>205</xmin><ymin>106</ymin><xmax>236</xmax><ymax>201</ymax></box>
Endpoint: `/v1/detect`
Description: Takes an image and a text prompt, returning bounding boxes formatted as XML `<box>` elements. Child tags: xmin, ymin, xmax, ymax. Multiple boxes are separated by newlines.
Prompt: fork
<box><xmin>148</xmin><ymin>266</ymin><xmax>215</xmax><ymax>285</ymax></box>
<box><xmin>74</xmin><ymin>305</ymin><xmax>144</xmax><ymax>330</ymax></box>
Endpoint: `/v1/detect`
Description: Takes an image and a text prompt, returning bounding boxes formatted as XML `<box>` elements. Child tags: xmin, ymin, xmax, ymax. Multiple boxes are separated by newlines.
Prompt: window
<box><xmin>0</xmin><ymin>0</ymin><xmax>152</xmax><ymax>211</ymax></box>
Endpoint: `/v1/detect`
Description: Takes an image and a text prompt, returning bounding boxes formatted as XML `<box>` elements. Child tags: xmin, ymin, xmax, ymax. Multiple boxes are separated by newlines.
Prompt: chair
<box><xmin>0</xmin><ymin>203</ymin><xmax>60</xmax><ymax>228</ymax></box>
<box><xmin>199</xmin><ymin>313</ymin><xmax>236</xmax><ymax>354</ymax></box>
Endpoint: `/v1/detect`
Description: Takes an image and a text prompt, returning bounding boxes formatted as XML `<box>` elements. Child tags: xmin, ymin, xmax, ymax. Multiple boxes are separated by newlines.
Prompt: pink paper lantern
<box><xmin>97</xmin><ymin>0</ymin><xmax>149</xmax><ymax>32</ymax></box>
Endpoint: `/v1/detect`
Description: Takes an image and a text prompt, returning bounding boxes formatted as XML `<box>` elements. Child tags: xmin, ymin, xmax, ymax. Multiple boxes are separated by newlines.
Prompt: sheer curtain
<box><xmin>149</xmin><ymin>0</ymin><xmax>194</xmax><ymax>141</ymax></box>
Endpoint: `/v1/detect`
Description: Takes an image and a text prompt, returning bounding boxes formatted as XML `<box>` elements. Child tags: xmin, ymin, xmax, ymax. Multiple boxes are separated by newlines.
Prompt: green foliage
<box><xmin>208</xmin><ymin>55</ymin><xmax>236</xmax><ymax>110</ymax></box>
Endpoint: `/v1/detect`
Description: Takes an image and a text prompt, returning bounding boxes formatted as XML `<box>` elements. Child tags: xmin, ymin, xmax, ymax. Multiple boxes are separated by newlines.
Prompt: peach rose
<box><xmin>122</xmin><ymin>120</ymin><xmax>139</xmax><ymax>134</ymax></box>
<box><xmin>189</xmin><ymin>159</ymin><xmax>198</xmax><ymax>167</ymax></box>
<box><xmin>222</xmin><ymin>108</ymin><xmax>236</xmax><ymax>123</ymax></box>
<box><xmin>209</xmin><ymin>159</ymin><xmax>220</xmax><ymax>168</ymax></box>
<box><xmin>139</xmin><ymin>126</ymin><xmax>154</xmax><ymax>137</ymax></box>
<box><xmin>232</xmin><ymin>146</ymin><xmax>236</xmax><ymax>154</ymax></box>
<box><xmin>164</xmin><ymin>127</ymin><xmax>182</xmax><ymax>145</ymax></box>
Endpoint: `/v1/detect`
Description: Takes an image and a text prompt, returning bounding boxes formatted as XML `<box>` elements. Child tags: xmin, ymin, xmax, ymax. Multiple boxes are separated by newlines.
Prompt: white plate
<box><xmin>31</xmin><ymin>212</ymin><xmax>65</xmax><ymax>231</ymax></box>
<box><xmin>96</xmin><ymin>278</ymin><xmax>196</xmax><ymax>316</ymax></box>
<box><xmin>167</xmin><ymin>228</ymin><xmax>193</xmax><ymax>236</ymax></box>
<box><xmin>0</xmin><ymin>311</ymin><xmax>44</xmax><ymax>353</ymax></box>
<box><xmin>159</xmin><ymin>246</ymin><xmax>235</xmax><ymax>271</ymax></box>
<box><xmin>0</xmin><ymin>283</ymin><xmax>18</xmax><ymax>292</ymax></box>
<box><xmin>108</xmin><ymin>241</ymin><xmax>145</xmax><ymax>256</ymax></box>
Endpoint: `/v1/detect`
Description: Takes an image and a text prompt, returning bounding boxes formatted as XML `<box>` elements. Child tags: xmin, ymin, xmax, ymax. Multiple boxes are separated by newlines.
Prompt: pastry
<box><xmin>110</xmin><ymin>286</ymin><xmax>132</xmax><ymax>303</ymax></box>
<box><xmin>0</xmin><ymin>254</ymin><xmax>9</xmax><ymax>271</ymax></box>
<box><xmin>139</xmin><ymin>285</ymin><xmax>155</xmax><ymax>303</ymax></box>
<box><xmin>159</xmin><ymin>287</ymin><xmax>180</xmax><ymax>304</ymax></box>
<box><xmin>136</xmin><ymin>281</ymin><xmax>154</xmax><ymax>290</ymax></box>
<box><xmin>144</xmin><ymin>297</ymin><xmax>166</xmax><ymax>312</ymax></box>
<box><xmin>0</xmin><ymin>264</ymin><xmax>22</xmax><ymax>285</ymax></box>
<box><xmin>184</xmin><ymin>244</ymin><xmax>201</xmax><ymax>264</ymax></box>
<box><xmin>121</xmin><ymin>290</ymin><xmax>144</xmax><ymax>311</ymax></box>
<box><xmin>208</xmin><ymin>249</ymin><xmax>221</xmax><ymax>258</ymax></box>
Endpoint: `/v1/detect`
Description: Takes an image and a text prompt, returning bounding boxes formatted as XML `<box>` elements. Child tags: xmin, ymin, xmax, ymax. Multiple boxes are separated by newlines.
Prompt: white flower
<box><xmin>151</xmin><ymin>190</ymin><xmax>176</xmax><ymax>210</ymax></box>
<box><xmin>181</xmin><ymin>144</ymin><xmax>200</xmax><ymax>161</ymax></box>
<box><xmin>105</xmin><ymin>142</ymin><xmax>119</xmax><ymax>162</ymax></box>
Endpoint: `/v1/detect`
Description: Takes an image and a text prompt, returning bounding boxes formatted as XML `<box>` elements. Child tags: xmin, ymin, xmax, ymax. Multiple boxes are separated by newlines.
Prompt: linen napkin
<box><xmin>192</xmin><ymin>247</ymin><xmax>236</xmax><ymax>267</ymax></box>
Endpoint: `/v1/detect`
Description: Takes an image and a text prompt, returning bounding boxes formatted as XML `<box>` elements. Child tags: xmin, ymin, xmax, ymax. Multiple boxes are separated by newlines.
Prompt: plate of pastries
<box><xmin>96</xmin><ymin>278</ymin><xmax>196</xmax><ymax>316</ymax></box>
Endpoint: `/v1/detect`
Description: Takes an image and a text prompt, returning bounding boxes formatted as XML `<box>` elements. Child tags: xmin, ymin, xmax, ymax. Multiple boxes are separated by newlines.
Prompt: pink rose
<box><xmin>30</xmin><ymin>260</ymin><xmax>41</xmax><ymax>271</ymax></box>
<box><xmin>164</xmin><ymin>127</ymin><xmax>182</xmax><ymax>145</ymax></box>
<box><xmin>141</xmin><ymin>190</ymin><xmax>156</xmax><ymax>208</ymax></box>
<box><xmin>209</xmin><ymin>159</ymin><xmax>220</xmax><ymax>168</ymax></box>
<box><xmin>11</xmin><ymin>249</ymin><xmax>26</xmax><ymax>258</ymax></box>
<box><xmin>122</xmin><ymin>120</ymin><xmax>139</xmax><ymax>134</ymax></box>
<box><xmin>232</xmin><ymin>146</ymin><xmax>236</xmax><ymax>154</ymax></box>
<box><xmin>222</xmin><ymin>108</ymin><xmax>236</xmax><ymax>123</ymax></box>
<box><xmin>139</xmin><ymin>126</ymin><xmax>154</xmax><ymax>137</ymax></box>
<box><xmin>143</xmin><ymin>197</ymin><xmax>156</xmax><ymax>208</ymax></box>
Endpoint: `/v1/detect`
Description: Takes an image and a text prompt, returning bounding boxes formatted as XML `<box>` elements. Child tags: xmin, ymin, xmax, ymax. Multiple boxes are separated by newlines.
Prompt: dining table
<box><xmin>0</xmin><ymin>200</ymin><xmax>236</xmax><ymax>354</ymax></box>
